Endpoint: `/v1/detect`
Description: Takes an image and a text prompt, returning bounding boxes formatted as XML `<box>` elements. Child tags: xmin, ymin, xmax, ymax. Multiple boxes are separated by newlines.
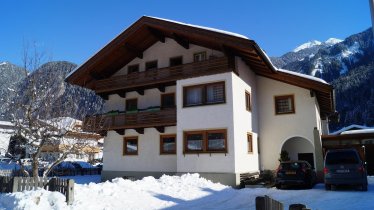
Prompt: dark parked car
<box><xmin>275</xmin><ymin>161</ymin><xmax>316</xmax><ymax>189</ymax></box>
<box><xmin>324</xmin><ymin>149</ymin><xmax>368</xmax><ymax>191</ymax></box>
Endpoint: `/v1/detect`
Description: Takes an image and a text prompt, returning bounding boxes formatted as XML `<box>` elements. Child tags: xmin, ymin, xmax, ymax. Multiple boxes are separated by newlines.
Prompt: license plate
<box><xmin>285</xmin><ymin>171</ymin><xmax>296</xmax><ymax>175</ymax></box>
<box><xmin>336</xmin><ymin>169</ymin><xmax>350</xmax><ymax>173</ymax></box>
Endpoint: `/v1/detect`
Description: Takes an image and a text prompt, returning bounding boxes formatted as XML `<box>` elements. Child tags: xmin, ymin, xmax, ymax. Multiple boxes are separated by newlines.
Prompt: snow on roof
<box><xmin>277</xmin><ymin>68</ymin><xmax>328</xmax><ymax>84</ymax></box>
<box><xmin>146</xmin><ymin>16</ymin><xmax>249</xmax><ymax>39</ymax></box>
<box><xmin>340</xmin><ymin>128</ymin><xmax>374</xmax><ymax>135</ymax></box>
<box><xmin>330</xmin><ymin>124</ymin><xmax>371</xmax><ymax>135</ymax></box>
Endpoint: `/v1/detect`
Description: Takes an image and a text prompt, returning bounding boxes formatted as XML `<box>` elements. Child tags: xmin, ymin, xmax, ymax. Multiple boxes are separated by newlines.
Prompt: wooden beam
<box><xmin>98</xmin><ymin>93</ymin><xmax>109</xmax><ymax>100</ymax></box>
<box><xmin>135</xmin><ymin>128</ymin><xmax>144</xmax><ymax>134</ymax></box>
<box><xmin>118</xmin><ymin>92</ymin><xmax>127</xmax><ymax>98</ymax></box>
<box><xmin>136</xmin><ymin>89</ymin><xmax>144</xmax><ymax>95</ymax></box>
<box><xmin>157</xmin><ymin>85</ymin><xmax>165</xmax><ymax>93</ymax></box>
<box><xmin>89</xmin><ymin>71</ymin><xmax>103</xmax><ymax>80</ymax></box>
<box><xmin>148</xmin><ymin>27</ymin><xmax>165</xmax><ymax>43</ymax></box>
<box><xmin>155</xmin><ymin>126</ymin><xmax>165</xmax><ymax>133</ymax></box>
<box><xmin>114</xmin><ymin>129</ymin><xmax>125</xmax><ymax>135</ymax></box>
<box><xmin>124</xmin><ymin>43</ymin><xmax>143</xmax><ymax>59</ymax></box>
<box><xmin>171</xmin><ymin>33</ymin><xmax>189</xmax><ymax>49</ymax></box>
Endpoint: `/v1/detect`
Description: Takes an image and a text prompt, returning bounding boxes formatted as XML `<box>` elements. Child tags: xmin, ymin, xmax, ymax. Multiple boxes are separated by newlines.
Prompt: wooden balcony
<box><xmin>83</xmin><ymin>108</ymin><xmax>176</xmax><ymax>135</ymax></box>
<box><xmin>94</xmin><ymin>56</ymin><xmax>235</xmax><ymax>97</ymax></box>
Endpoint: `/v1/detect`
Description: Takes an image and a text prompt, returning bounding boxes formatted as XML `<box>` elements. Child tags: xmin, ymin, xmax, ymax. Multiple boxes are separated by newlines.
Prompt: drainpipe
<box><xmin>313</xmin><ymin>127</ymin><xmax>324</xmax><ymax>182</ymax></box>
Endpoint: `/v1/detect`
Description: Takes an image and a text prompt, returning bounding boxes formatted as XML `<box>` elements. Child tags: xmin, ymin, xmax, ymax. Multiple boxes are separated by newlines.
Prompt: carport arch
<box><xmin>281</xmin><ymin>136</ymin><xmax>315</xmax><ymax>167</ymax></box>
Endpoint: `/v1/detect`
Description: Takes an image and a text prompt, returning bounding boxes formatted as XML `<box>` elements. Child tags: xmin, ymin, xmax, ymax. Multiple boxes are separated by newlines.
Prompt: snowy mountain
<box><xmin>293</xmin><ymin>40</ymin><xmax>322</xmax><ymax>52</ymax></box>
<box><xmin>0</xmin><ymin>62</ymin><xmax>27</xmax><ymax>119</ymax></box>
<box><xmin>271</xmin><ymin>28</ymin><xmax>374</xmax><ymax>131</ymax></box>
<box><xmin>0</xmin><ymin>61</ymin><xmax>103</xmax><ymax>121</ymax></box>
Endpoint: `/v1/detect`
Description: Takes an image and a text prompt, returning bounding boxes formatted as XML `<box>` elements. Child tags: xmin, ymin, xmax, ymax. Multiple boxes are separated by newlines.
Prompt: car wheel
<box><xmin>275</xmin><ymin>184</ymin><xmax>281</xmax><ymax>189</ymax></box>
<box><xmin>361</xmin><ymin>184</ymin><xmax>368</xmax><ymax>191</ymax></box>
<box><xmin>325</xmin><ymin>184</ymin><xmax>331</xmax><ymax>191</ymax></box>
<box><xmin>307</xmin><ymin>180</ymin><xmax>313</xmax><ymax>189</ymax></box>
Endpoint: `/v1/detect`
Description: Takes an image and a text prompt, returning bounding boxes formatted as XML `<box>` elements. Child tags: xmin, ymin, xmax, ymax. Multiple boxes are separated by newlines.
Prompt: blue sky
<box><xmin>0</xmin><ymin>0</ymin><xmax>371</xmax><ymax>66</ymax></box>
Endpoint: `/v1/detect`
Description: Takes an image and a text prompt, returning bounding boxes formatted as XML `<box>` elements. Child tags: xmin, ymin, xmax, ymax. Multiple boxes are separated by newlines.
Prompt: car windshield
<box><xmin>281</xmin><ymin>162</ymin><xmax>304</xmax><ymax>170</ymax></box>
<box><xmin>326</xmin><ymin>151</ymin><xmax>359</xmax><ymax>165</ymax></box>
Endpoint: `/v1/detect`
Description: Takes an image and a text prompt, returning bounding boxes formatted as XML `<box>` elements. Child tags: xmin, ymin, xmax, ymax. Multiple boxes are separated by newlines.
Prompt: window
<box><xmin>128</xmin><ymin>64</ymin><xmax>139</xmax><ymax>74</ymax></box>
<box><xmin>161</xmin><ymin>93</ymin><xmax>175</xmax><ymax>109</ymax></box>
<box><xmin>169</xmin><ymin>56</ymin><xmax>183</xmax><ymax>67</ymax></box>
<box><xmin>247</xmin><ymin>133</ymin><xmax>253</xmax><ymax>153</ymax></box>
<box><xmin>123</xmin><ymin>137</ymin><xmax>138</xmax><ymax>155</ymax></box>
<box><xmin>160</xmin><ymin>135</ymin><xmax>176</xmax><ymax>154</ymax></box>
<box><xmin>184</xmin><ymin>129</ymin><xmax>227</xmax><ymax>153</ymax></box>
<box><xmin>245</xmin><ymin>91</ymin><xmax>251</xmax><ymax>111</ymax></box>
<box><xmin>183</xmin><ymin>82</ymin><xmax>225</xmax><ymax>107</ymax></box>
<box><xmin>193</xmin><ymin>52</ymin><xmax>207</xmax><ymax>62</ymax></box>
<box><xmin>274</xmin><ymin>95</ymin><xmax>295</xmax><ymax>114</ymax></box>
<box><xmin>145</xmin><ymin>60</ymin><xmax>158</xmax><ymax>71</ymax></box>
<box><xmin>126</xmin><ymin>98</ymin><xmax>138</xmax><ymax>112</ymax></box>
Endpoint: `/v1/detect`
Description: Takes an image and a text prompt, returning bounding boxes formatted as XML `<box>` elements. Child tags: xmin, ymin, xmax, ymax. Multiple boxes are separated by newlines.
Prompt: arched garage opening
<box><xmin>281</xmin><ymin>137</ymin><xmax>315</xmax><ymax>168</ymax></box>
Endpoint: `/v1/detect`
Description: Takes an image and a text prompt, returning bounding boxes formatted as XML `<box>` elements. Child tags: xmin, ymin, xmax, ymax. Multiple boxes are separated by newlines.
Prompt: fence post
<box><xmin>49</xmin><ymin>177</ymin><xmax>57</xmax><ymax>191</ymax></box>
<box><xmin>11</xmin><ymin>177</ymin><xmax>19</xmax><ymax>193</ymax></box>
<box><xmin>66</xmin><ymin>179</ymin><xmax>74</xmax><ymax>205</ymax></box>
<box><xmin>255</xmin><ymin>196</ymin><xmax>265</xmax><ymax>210</ymax></box>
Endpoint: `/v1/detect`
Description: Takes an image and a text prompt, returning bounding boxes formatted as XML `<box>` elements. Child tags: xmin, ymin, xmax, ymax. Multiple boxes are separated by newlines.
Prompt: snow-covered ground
<box><xmin>0</xmin><ymin>174</ymin><xmax>372</xmax><ymax>210</ymax></box>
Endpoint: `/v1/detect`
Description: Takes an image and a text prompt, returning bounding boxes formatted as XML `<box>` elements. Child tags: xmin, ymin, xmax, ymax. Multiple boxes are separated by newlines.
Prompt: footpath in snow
<box><xmin>0</xmin><ymin>174</ymin><xmax>372</xmax><ymax>210</ymax></box>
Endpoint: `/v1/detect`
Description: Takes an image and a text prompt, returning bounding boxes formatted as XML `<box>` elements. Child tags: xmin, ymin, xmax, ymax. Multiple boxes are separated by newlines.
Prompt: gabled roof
<box><xmin>65</xmin><ymin>16</ymin><xmax>335</xmax><ymax>118</ymax></box>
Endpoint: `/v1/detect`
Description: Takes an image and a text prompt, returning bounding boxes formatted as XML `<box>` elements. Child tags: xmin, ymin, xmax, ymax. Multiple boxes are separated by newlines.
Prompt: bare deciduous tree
<box><xmin>7</xmin><ymin>42</ymin><xmax>101</xmax><ymax>177</ymax></box>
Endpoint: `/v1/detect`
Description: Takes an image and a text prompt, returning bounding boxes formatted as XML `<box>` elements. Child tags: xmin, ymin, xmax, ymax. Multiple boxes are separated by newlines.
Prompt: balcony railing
<box><xmin>83</xmin><ymin>108</ymin><xmax>176</xmax><ymax>133</ymax></box>
<box><xmin>94</xmin><ymin>56</ymin><xmax>234</xmax><ymax>94</ymax></box>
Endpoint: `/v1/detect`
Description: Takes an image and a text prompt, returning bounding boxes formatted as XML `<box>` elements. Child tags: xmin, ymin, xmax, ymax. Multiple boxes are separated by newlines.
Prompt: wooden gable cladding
<box><xmin>66</xmin><ymin>16</ymin><xmax>274</xmax><ymax>86</ymax></box>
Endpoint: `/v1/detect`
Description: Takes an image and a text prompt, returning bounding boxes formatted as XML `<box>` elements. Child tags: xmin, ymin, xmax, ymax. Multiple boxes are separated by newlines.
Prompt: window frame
<box><xmin>126</xmin><ymin>98</ymin><xmax>138</xmax><ymax>112</ymax></box>
<box><xmin>128</xmin><ymin>64</ymin><xmax>139</xmax><ymax>74</ymax></box>
<box><xmin>274</xmin><ymin>94</ymin><xmax>295</xmax><ymax>115</ymax></box>
<box><xmin>245</xmin><ymin>91</ymin><xmax>251</xmax><ymax>111</ymax></box>
<box><xmin>123</xmin><ymin>137</ymin><xmax>138</xmax><ymax>156</ymax></box>
<box><xmin>183</xmin><ymin>129</ymin><xmax>227</xmax><ymax>154</ymax></box>
<box><xmin>145</xmin><ymin>60</ymin><xmax>158</xmax><ymax>71</ymax></box>
<box><xmin>161</xmin><ymin>93</ymin><xmax>176</xmax><ymax>109</ymax></box>
<box><xmin>183</xmin><ymin>81</ymin><xmax>226</xmax><ymax>107</ymax></box>
<box><xmin>247</xmin><ymin>133</ymin><xmax>253</xmax><ymax>153</ymax></box>
<box><xmin>169</xmin><ymin>56</ymin><xmax>183</xmax><ymax>67</ymax></box>
<box><xmin>193</xmin><ymin>51</ymin><xmax>207</xmax><ymax>62</ymax></box>
<box><xmin>160</xmin><ymin>134</ymin><xmax>177</xmax><ymax>155</ymax></box>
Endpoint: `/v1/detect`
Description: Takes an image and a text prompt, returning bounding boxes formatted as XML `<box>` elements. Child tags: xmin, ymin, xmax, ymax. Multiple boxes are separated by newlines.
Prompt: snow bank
<box><xmin>0</xmin><ymin>174</ymin><xmax>373</xmax><ymax>209</ymax></box>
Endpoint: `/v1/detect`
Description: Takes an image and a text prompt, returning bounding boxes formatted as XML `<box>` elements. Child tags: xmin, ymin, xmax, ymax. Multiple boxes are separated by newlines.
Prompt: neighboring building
<box><xmin>66</xmin><ymin>16</ymin><xmax>335</xmax><ymax>186</ymax></box>
<box><xmin>0</xmin><ymin>121</ymin><xmax>15</xmax><ymax>156</ymax></box>
<box><xmin>322</xmin><ymin>125</ymin><xmax>374</xmax><ymax>175</ymax></box>
<box><xmin>39</xmin><ymin>117</ymin><xmax>103</xmax><ymax>162</ymax></box>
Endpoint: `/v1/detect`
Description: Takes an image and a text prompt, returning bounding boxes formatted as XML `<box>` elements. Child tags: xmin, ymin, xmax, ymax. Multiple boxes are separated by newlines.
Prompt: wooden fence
<box><xmin>0</xmin><ymin>176</ymin><xmax>74</xmax><ymax>205</ymax></box>
<box><xmin>256</xmin><ymin>195</ymin><xmax>283</xmax><ymax>210</ymax></box>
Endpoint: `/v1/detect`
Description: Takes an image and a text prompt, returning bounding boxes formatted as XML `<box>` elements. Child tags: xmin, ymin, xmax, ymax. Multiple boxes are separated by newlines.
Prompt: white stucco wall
<box><xmin>113</xmin><ymin>38</ymin><xmax>223</xmax><ymax>76</ymax></box>
<box><xmin>176</xmin><ymin>72</ymin><xmax>235</xmax><ymax>173</ymax></box>
<box><xmin>231</xmin><ymin>58</ymin><xmax>260</xmax><ymax>173</ymax></box>
<box><xmin>257</xmin><ymin>76</ymin><xmax>320</xmax><ymax>170</ymax></box>
<box><xmin>103</xmin><ymin>126</ymin><xmax>177</xmax><ymax>172</ymax></box>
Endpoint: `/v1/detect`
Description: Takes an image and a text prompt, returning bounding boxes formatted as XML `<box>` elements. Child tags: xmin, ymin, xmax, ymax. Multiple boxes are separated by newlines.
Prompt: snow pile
<box><xmin>0</xmin><ymin>174</ymin><xmax>373</xmax><ymax>209</ymax></box>
<box><xmin>0</xmin><ymin>189</ymin><xmax>67</xmax><ymax>210</ymax></box>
